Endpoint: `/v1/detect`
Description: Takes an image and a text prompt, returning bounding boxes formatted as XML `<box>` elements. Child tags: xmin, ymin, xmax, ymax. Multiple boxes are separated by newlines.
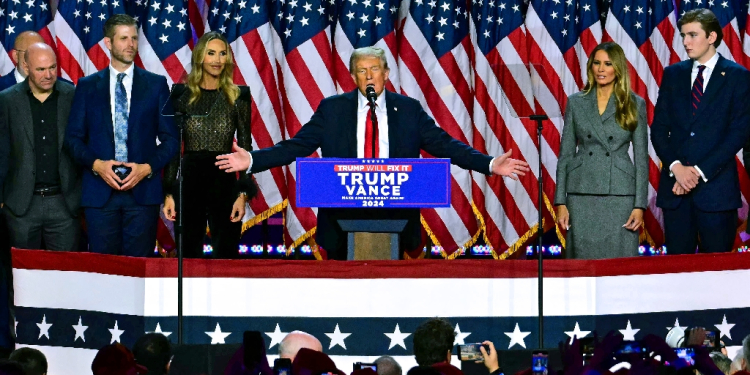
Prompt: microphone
<box><xmin>365</xmin><ymin>84</ymin><xmax>377</xmax><ymax>106</ymax></box>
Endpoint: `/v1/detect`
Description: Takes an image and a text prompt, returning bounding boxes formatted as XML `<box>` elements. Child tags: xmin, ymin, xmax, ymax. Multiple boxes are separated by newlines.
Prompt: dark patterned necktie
<box><xmin>691</xmin><ymin>65</ymin><xmax>706</xmax><ymax>116</ymax></box>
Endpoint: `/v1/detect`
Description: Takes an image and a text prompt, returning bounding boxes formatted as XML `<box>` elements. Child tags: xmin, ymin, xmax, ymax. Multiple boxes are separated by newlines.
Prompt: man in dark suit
<box><xmin>0</xmin><ymin>42</ymin><xmax>81</xmax><ymax>250</ymax></box>
<box><xmin>65</xmin><ymin>14</ymin><xmax>178</xmax><ymax>257</ymax></box>
<box><xmin>651</xmin><ymin>8</ymin><xmax>750</xmax><ymax>254</ymax></box>
<box><xmin>216</xmin><ymin>47</ymin><xmax>528</xmax><ymax>260</ymax></box>
<box><xmin>0</xmin><ymin>31</ymin><xmax>46</xmax><ymax>92</ymax></box>
<box><xmin>0</xmin><ymin>42</ymin><xmax>80</xmax><ymax>358</ymax></box>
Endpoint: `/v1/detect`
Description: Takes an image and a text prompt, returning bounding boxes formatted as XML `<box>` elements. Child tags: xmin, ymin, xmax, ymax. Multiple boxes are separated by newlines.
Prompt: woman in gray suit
<box><xmin>554</xmin><ymin>42</ymin><xmax>649</xmax><ymax>259</ymax></box>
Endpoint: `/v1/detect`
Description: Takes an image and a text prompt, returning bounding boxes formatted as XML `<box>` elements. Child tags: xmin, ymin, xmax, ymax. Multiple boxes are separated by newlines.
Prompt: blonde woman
<box><xmin>554</xmin><ymin>42</ymin><xmax>648</xmax><ymax>259</ymax></box>
<box><xmin>162</xmin><ymin>32</ymin><xmax>256</xmax><ymax>258</ymax></box>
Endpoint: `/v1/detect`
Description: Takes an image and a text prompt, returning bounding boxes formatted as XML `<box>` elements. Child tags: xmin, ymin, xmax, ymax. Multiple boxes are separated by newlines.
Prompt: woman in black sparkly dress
<box><xmin>162</xmin><ymin>32</ymin><xmax>256</xmax><ymax>258</ymax></box>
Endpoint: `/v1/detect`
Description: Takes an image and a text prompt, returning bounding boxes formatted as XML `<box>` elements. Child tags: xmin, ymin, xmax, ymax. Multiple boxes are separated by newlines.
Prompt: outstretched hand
<box><xmin>216</xmin><ymin>143</ymin><xmax>252</xmax><ymax>173</ymax></box>
<box><xmin>491</xmin><ymin>150</ymin><xmax>529</xmax><ymax>180</ymax></box>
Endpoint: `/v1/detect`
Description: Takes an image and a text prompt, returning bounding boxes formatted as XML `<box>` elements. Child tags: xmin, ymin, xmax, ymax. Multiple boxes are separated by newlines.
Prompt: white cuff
<box><xmin>668</xmin><ymin>160</ymin><xmax>681</xmax><ymax>177</ymax></box>
<box><xmin>245</xmin><ymin>153</ymin><xmax>254</xmax><ymax>174</ymax></box>
<box><xmin>693</xmin><ymin>165</ymin><xmax>708</xmax><ymax>182</ymax></box>
<box><xmin>489</xmin><ymin>157</ymin><xmax>497</xmax><ymax>175</ymax></box>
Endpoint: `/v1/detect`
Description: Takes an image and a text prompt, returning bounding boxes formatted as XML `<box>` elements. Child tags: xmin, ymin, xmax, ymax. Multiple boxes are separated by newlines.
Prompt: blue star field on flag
<box><xmin>336</xmin><ymin>0</ymin><xmax>400</xmax><ymax>47</ymax></box>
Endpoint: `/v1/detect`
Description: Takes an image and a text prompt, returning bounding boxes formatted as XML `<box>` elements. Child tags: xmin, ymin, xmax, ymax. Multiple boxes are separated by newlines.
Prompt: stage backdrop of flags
<box><xmin>3</xmin><ymin>0</ymin><xmax>750</xmax><ymax>257</ymax></box>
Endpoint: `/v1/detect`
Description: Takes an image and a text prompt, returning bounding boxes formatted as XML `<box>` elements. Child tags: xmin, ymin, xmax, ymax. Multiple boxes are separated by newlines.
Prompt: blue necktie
<box><xmin>691</xmin><ymin>65</ymin><xmax>706</xmax><ymax>116</ymax></box>
<box><xmin>114</xmin><ymin>72</ymin><xmax>129</xmax><ymax>170</ymax></box>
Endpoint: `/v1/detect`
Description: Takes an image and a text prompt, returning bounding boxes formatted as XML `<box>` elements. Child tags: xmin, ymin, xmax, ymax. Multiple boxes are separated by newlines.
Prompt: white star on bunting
<box><xmin>715</xmin><ymin>315</ymin><xmax>735</xmax><ymax>340</ymax></box>
<box><xmin>666</xmin><ymin>318</ymin><xmax>687</xmax><ymax>332</ymax></box>
<box><xmin>325</xmin><ymin>324</ymin><xmax>351</xmax><ymax>350</ymax></box>
<box><xmin>206</xmin><ymin>323</ymin><xmax>231</xmax><ymax>344</ymax></box>
<box><xmin>36</xmin><ymin>315</ymin><xmax>52</xmax><ymax>340</ymax></box>
<box><xmin>147</xmin><ymin>323</ymin><xmax>172</xmax><ymax>338</ymax></box>
<box><xmin>564</xmin><ymin>322</ymin><xmax>590</xmax><ymax>344</ymax></box>
<box><xmin>265</xmin><ymin>323</ymin><xmax>288</xmax><ymax>349</ymax></box>
<box><xmin>384</xmin><ymin>324</ymin><xmax>411</xmax><ymax>350</ymax></box>
<box><xmin>453</xmin><ymin>324</ymin><xmax>471</xmax><ymax>345</ymax></box>
<box><xmin>504</xmin><ymin>323</ymin><xmax>531</xmax><ymax>349</ymax></box>
<box><xmin>619</xmin><ymin>320</ymin><xmax>640</xmax><ymax>341</ymax></box>
<box><xmin>109</xmin><ymin>321</ymin><xmax>125</xmax><ymax>343</ymax></box>
<box><xmin>72</xmin><ymin>317</ymin><xmax>88</xmax><ymax>342</ymax></box>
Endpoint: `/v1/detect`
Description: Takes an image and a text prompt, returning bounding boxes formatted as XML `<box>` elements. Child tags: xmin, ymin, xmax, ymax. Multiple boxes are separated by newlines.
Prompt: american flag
<box><xmin>396</xmin><ymin>0</ymin><xmax>482</xmax><ymax>258</ymax></box>
<box><xmin>0</xmin><ymin>0</ymin><xmax>55</xmax><ymax>76</ymax></box>
<box><xmin>201</xmin><ymin>0</ymin><xmax>291</xmax><ymax>239</ymax></box>
<box><xmin>602</xmin><ymin>0</ymin><xmax>683</xmax><ymax>247</ymax></box>
<box><xmin>470</xmin><ymin>0</ymin><xmax>542</xmax><ymax>258</ymax></box>
<box><xmin>524</xmin><ymin>0</ymin><xmax>602</xmax><ymax>248</ymax></box>
<box><xmin>331</xmin><ymin>0</ymin><xmax>402</xmax><ymax>92</ymax></box>
<box><xmin>128</xmin><ymin>0</ymin><xmax>192</xmax><ymax>85</ymax></box>
<box><xmin>267</xmin><ymin>0</ymin><xmax>337</xmax><ymax>251</ymax></box>
<box><xmin>54</xmin><ymin>0</ymin><xmax>124</xmax><ymax>82</ymax></box>
<box><xmin>11</xmin><ymin>249</ymin><xmax>750</xmax><ymax>374</ymax></box>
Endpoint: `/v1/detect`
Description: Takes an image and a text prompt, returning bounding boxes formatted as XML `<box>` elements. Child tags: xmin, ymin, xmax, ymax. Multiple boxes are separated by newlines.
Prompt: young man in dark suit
<box><xmin>65</xmin><ymin>14</ymin><xmax>178</xmax><ymax>257</ymax></box>
<box><xmin>216</xmin><ymin>47</ymin><xmax>529</xmax><ymax>260</ymax></box>
<box><xmin>651</xmin><ymin>8</ymin><xmax>750</xmax><ymax>254</ymax></box>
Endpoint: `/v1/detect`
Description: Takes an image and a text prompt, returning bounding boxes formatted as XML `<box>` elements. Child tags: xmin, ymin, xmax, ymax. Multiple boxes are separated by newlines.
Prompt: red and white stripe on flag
<box><xmin>396</xmin><ymin>0</ymin><xmax>482</xmax><ymax>257</ymax></box>
<box><xmin>470</xmin><ymin>0</ymin><xmax>543</xmax><ymax>258</ymax></box>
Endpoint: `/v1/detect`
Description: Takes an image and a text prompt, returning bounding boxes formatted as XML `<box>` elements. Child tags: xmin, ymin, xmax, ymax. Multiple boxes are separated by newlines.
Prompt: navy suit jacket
<box><xmin>0</xmin><ymin>70</ymin><xmax>16</xmax><ymax>93</ymax></box>
<box><xmin>651</xmin><ymin>55</ymin><xmax>750</xmax><ymax>211</ymax></box>
<box><xmin>251</xmin><ymin>90</ymin><xmax>493</xmax><ymax>256</ymax></box>
<box><xmin>64</xmin><ymin>67</ymin><xmax>179</xmax><ymax>208</ymax></box>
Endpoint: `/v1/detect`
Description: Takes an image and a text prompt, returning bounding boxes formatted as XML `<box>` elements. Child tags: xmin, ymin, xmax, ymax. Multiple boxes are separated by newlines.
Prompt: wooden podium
<box><xmin>337</xmin><ymin>219</ymin><xmax>408</xmax><ymax>260</ymax></box>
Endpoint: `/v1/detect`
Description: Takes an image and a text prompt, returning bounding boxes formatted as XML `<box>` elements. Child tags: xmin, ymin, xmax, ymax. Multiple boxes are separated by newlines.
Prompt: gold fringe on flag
<box><xmin>241</xmin><ymin>200</ymin><xmax>288</xmax><ymax>234</ymax></box>
<box><xmin>496</xmin><ymin>222</ymin><xmax>540</xmax><ymax>260</ymax></box>
<box><xmin>416</xmin><ymin>212</ymin><xmax>483</xmax><ymax>259</ymax></box>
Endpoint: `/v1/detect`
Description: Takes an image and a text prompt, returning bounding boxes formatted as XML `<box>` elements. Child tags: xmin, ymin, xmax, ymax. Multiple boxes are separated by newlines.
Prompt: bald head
<box><xmin>24</xmin><ymin>43</ymin><xmax>57</xmax><ymax>94</ymax></box>
<box><xmin>278</xmin><ymin>331</ymin><xmax>323</xmax><ymax>362</ymax></box>
<box><xmin>13</xmin><ymin>31</ymin><xmax>45</xmax><ymax>76</ymax></box>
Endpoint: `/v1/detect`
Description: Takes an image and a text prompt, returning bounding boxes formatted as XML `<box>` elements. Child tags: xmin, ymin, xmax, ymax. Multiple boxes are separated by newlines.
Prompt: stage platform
<box><xmin>11</xmin><ymin>249</ymin><xmax>750</xmax><ymax>375</ymax></box>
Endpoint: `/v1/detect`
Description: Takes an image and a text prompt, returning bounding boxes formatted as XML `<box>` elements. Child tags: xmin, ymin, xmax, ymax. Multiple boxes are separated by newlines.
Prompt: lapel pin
<box><xmin>394</xmin><ymin>107</ymin><xmax>398</xmax><ymax>111</ymax></box>
<box><xmin>721</xmin><ymin>72</ymin><xmax>725</xmax><ymax>76</ymax></box>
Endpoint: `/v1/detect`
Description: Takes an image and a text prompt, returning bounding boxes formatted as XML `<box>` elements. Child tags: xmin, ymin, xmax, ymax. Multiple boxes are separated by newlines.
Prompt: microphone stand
<box><xmin>369</xmin><ymin>102</ymin><xmax>377</xmax><ymax>158</ymax></box>
<box><xmin>529</xmin><ymin>114</ymin><xmax>548</xmax><ymax>348</ymax></box>
<box><xmin>174</xmin><ymin>110</ymin><xmax>186</xmax><ymax>346</ymax></box>
<box><xmin>163</xmin><ymin>87</ymin><xmax>218</xmax><ymax>345</ymax></box>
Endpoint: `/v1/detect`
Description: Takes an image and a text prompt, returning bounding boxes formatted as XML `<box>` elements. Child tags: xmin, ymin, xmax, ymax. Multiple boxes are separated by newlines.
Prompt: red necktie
<box><xmin>364</xmin><ymin>105</ymin><xmax>379</xmax><ymax>158</ymax></box>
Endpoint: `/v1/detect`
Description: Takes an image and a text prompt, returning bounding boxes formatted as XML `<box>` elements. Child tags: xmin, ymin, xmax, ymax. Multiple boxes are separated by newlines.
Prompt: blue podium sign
<box><xmin>296</xmin><ymin>158</ymin><xmax>451</xmax><ymax>208</ymax></box>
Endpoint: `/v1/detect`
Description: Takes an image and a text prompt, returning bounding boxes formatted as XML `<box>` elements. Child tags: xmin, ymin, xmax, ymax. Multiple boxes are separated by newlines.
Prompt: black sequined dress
<box><xmin>163</xmin><ymin>87</ymin><xmax>256</xmax><ymax>258</ymax></box>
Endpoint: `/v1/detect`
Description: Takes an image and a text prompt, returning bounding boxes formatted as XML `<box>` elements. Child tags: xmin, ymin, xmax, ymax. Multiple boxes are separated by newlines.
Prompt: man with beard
<box><xmin>65</xmin><ymin>14</ymin><xmax>178</xmax><ymax>256</ymax></box>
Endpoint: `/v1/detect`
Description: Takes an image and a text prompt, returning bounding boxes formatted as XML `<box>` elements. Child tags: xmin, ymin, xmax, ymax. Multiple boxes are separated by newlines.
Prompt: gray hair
<box><xmin>349</xmin><ymin>47</ymin><xmax>389</xmax><ymax>74</ymax></box>
<box><xmin>709</xmin><ymin>352</ymin><xmax>732</xmax><ymax>374</ymax></box>
<box><xmin>374</xmin><ymin>356</ymin><xmax>402</xmax><ymax>375</ymax></box>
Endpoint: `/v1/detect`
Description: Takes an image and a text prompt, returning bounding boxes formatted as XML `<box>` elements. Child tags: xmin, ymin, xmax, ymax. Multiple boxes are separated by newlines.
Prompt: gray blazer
<box><xmin>554</xmin><ymin>89</ymin><xmax>648</xmax><ymax>209</ymax></box>
<box><xmin>0</xmin><ymin>80</ymin><xmax>81</xmax><ymax>216</ymax></box>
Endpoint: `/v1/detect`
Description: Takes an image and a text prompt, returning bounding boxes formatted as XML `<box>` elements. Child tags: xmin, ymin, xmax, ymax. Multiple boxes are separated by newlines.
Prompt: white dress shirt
<box><xmin>245</xmin><ymin>91</ymin><xmax>498</xmax><ymax>174</ymax></box>
<box><xmin>668</xmin><ymin>52</ymin><xmax>720</xmax><ymax>182</ymax></box>
<box><xmin>356</xmin><ymin>90</ymin><xmax>389</xmax><ymax>158</ymax></box>
<box><xmin>14</xmin><ymin>69</ymin><xmax>24</xmax><ymax>84</ymax></box>
<box><xmin>109</xmin><ymin>64</ymin><xmax>134</xmax><ymax>130</ymax></box>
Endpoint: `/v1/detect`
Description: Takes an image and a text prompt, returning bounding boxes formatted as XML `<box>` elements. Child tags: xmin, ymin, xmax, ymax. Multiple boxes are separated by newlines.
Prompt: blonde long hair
<box><xmin>583</xmin><ymin>42</ymin><xmax>638</xmax><ymax>132</ymax></box>
<box><xmin>186</xmin><ymin>32</ymin><xmax>240</xmax><ymax>106</ymax></box>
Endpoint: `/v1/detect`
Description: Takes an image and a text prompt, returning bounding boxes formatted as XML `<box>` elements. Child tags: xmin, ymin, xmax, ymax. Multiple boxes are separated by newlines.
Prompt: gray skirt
<box><xmin>565</xmin><ymin>194</ymin><xmax>639</xmax><ymax>259</ymax></box>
